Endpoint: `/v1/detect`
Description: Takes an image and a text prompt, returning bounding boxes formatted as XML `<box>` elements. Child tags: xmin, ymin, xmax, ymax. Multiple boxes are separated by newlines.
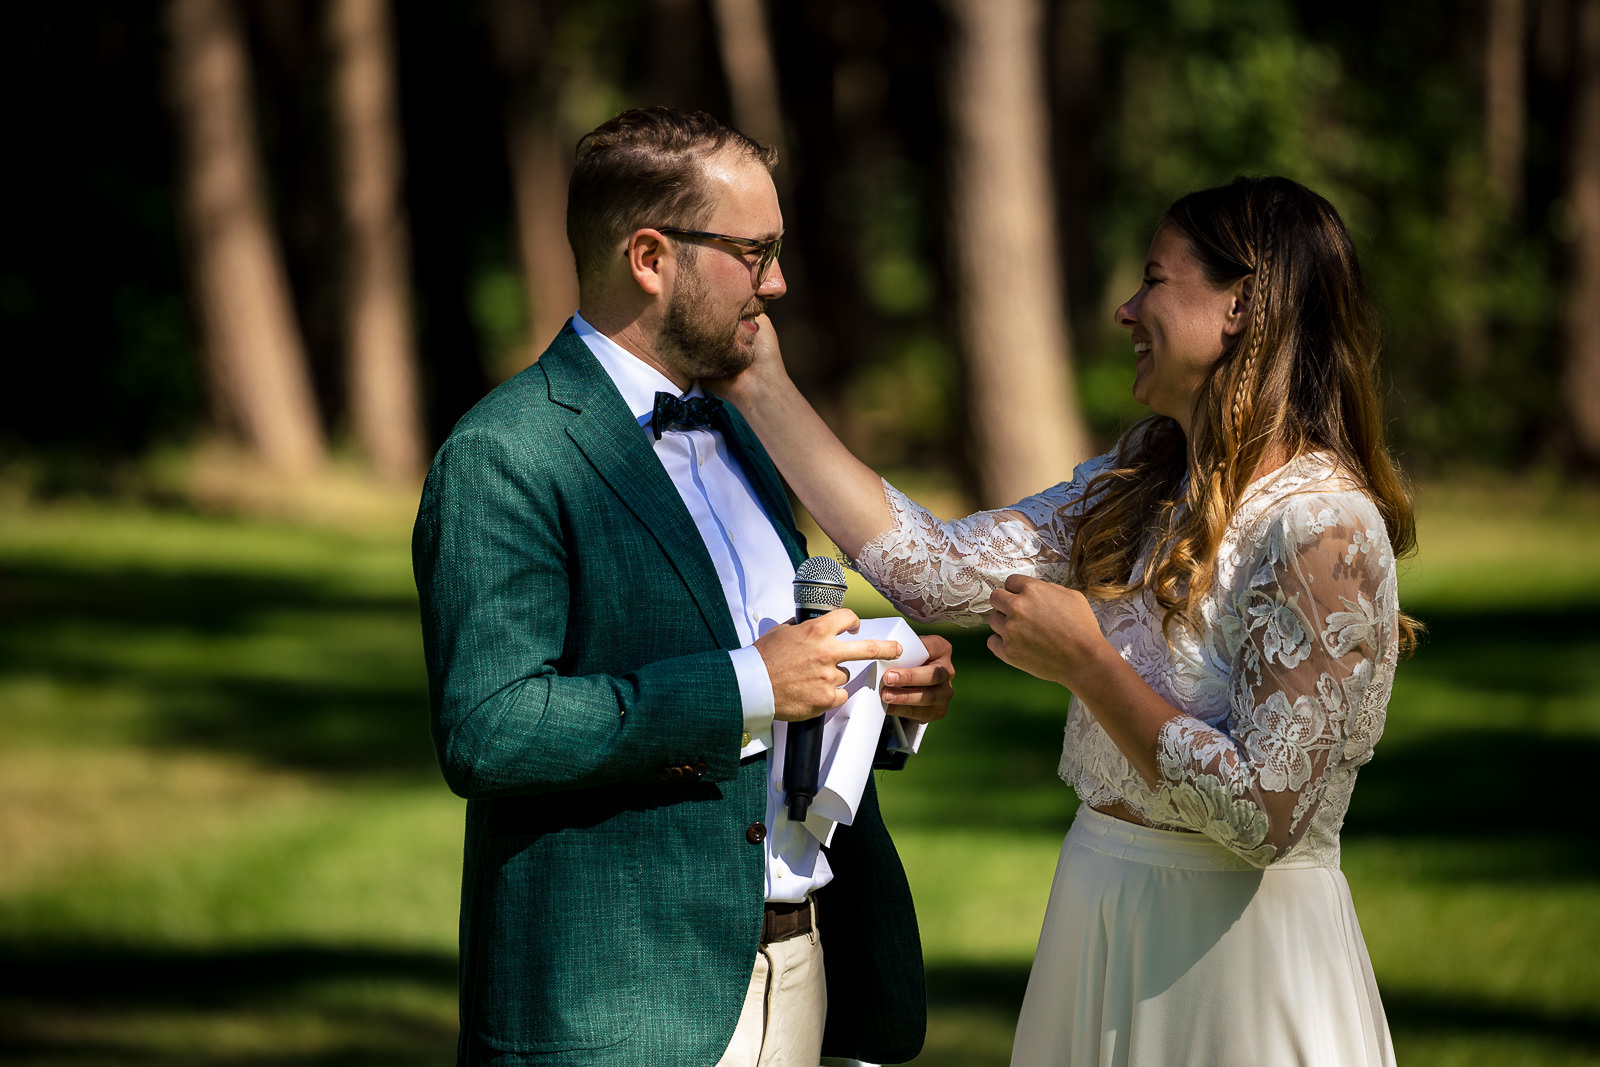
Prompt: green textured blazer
<box><xmin>413</xmin><ymin>324</ymin><xmax>926</xmax><ymax>1066</ymax></box>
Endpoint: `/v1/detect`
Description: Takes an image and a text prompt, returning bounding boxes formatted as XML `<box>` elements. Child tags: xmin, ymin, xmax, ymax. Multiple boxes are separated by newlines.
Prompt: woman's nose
<box><xmin>1114</xmin><ymin>294</ymin><xmax>1138</xmax><ymax>328</ymax></box>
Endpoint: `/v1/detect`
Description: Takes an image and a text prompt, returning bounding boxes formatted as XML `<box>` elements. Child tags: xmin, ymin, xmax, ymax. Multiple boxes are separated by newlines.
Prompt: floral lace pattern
<box><xmin>854</xmin><ymin>451</ymin><xmax>1398</xmax><ymax>869</ymax></box>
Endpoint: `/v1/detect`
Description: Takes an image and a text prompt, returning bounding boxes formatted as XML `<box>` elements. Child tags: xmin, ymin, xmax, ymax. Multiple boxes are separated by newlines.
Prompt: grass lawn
<box><xmin>1</xmin><ymin>474</ymin><xmax>1597</xmax><ymax>1065</ymax></box>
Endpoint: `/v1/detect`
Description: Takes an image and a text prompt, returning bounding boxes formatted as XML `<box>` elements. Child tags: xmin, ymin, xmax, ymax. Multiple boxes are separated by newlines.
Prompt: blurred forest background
<box><xmin>5</xmin><ymin>0</ymin><xmax>1600</xmax><ymax>501</ymax></box>
<box><xmin>4</xmin><ymin>1</ymin><xmax>1600</xmax><ymax>1066</ymax></box>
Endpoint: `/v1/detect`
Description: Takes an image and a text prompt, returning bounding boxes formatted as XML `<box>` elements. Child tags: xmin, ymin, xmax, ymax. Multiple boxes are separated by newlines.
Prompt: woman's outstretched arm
<box><xmin>708</xmin><ymin>314</ymin><xmax>893</xmax><ymax>558</ymax></box>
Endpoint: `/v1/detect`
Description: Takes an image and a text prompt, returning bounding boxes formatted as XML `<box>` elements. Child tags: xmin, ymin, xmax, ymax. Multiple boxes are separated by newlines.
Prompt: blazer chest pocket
<box><xmin>472</xmin><ymin>820</ymin><xmax>642</xmax><ymax>1053</ymax></box>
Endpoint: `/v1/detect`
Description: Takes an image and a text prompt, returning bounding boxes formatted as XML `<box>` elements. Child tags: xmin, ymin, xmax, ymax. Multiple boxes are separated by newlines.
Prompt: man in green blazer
<box><xmin>413</xmin><ymin>107</ymin><xmax>952</xmax><ymax>1066</ymax></box>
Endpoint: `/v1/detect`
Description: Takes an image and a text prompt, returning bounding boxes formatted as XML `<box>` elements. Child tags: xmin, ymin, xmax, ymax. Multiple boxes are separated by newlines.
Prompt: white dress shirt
<box><xmin>574</xmin><ymin>314</ymin><xmax>832</xmax><ymax>902</ymax></box>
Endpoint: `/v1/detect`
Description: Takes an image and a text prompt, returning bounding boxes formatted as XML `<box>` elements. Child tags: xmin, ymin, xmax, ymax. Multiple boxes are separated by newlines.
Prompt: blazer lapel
<box><xmin>540</xmin><ymin>329</ymin><xmax>742</xmax><ymax>650</ymax></box>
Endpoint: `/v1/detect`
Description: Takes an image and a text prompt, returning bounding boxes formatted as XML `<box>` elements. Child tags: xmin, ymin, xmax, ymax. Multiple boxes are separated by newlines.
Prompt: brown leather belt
<box><xmin>761</xmin><ymin>898</ymin><xmax>813</xmax><ymax>944</ymax></box>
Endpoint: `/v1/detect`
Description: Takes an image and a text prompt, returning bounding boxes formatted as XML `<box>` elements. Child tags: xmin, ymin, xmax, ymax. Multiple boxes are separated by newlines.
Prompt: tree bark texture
<box><xmin>1051</xmin><ymin>0</ymin><xmax>1103</xmax><ymax>354</ymax></box>
<box><xmin>485</xmin><ymin>0</ymin><xmax>580</xmax><ymax>366</ymax></box>
<box><xmin>1564</xmin><ymin>0</ymin><xmax>1600</xmax><ymax>461</ymax></box>
<box><xmin>707</xmin><ymin>0</ymin><xmax>788</xmax><ymax>166</ymax></box>
<box><xmin>328</xmin><ymin>0</ymin><xmax>423</xmax><ymax>480</ymax></box>
<box><xmin>943</xmin><ymin>0</ymin><xmax>1091</xmax><ymax>507</ymax></box>
<box><xmin>167</xmin><ymin>0</ymin><xmax>326</xmax><ymax>472</ymax></box>
<box><xmin>1486</xmin><ymin>0</ymin><xmax>1527</xmax><ymax>212</ymax></box>
<box><xmin>708</xmin><ymin>0</ymin><xmax>823</xmax><ymax>418</ymax></box>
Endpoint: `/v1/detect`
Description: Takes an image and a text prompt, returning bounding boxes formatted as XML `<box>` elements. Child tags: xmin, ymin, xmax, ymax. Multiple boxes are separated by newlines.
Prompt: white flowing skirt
<box><xmin>1010</xmin><ymin>806</ymin><xmax>1395</xmax><ymax>1067</ymax></box>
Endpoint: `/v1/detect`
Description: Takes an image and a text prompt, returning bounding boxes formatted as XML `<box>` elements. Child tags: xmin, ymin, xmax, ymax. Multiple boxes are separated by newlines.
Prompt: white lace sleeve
<box><xmin>852</xmin><ymin>453</ymin><xmax>1118</xmax><ymax>623</ymax></box>
<box><xmin>1149</xmin><ymin>494</ymin><xmax>1397</xmax><ymax>866</ymax></box>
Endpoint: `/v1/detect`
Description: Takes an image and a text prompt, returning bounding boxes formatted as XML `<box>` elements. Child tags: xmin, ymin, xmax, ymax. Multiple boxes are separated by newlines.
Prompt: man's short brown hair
<box><xmin>566</xmin><ymin>107</ymin><xmax>777</xmax><ymax>289</ymax></box>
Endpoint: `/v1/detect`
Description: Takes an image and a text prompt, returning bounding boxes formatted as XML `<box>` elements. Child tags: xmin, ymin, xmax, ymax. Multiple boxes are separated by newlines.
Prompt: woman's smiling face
<box><xmin>1114</xmin><ymin>224</ymin><xmax>1249</xmax><ymax>437</ymax></box>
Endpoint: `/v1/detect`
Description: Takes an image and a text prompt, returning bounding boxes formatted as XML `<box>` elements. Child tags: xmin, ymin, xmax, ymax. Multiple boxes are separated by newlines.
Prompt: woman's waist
<box><xmin>1080</xmin><ymin>802</ymin><xmax>1336</xmax><ymax>871</ymax></box>
<box><xmin>1072</xmin><ymin>804</ymin><xmax>1263</xmax><ymax>871</ymax></box>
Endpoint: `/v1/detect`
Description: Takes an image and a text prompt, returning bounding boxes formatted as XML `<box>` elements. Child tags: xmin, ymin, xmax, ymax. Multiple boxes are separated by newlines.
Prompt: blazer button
<box><xmin>745</xmin><ymin>822</ymin><xmax>767</xmax><ymax>844</ymax></box>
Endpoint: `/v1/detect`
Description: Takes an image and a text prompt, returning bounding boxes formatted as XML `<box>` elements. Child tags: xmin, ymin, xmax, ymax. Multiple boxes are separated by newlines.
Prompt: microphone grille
<box><xmin>793</xmin><ymin>555</ymin><xmax>848</xmax><ymax>611</ymax></box>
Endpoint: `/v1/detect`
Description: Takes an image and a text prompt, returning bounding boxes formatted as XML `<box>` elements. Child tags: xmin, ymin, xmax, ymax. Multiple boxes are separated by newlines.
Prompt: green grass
<box><xmin>2</xmin><ymin>476</ymin><xmax>1598</xmax><ymax>1065</ymax></box>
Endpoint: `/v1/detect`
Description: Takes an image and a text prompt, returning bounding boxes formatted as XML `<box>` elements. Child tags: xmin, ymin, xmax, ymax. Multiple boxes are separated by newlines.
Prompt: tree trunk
<box><xmin>707</xmin><ymin>0</ymin><xmax>825</xmax><ymax>416</ymax></box>
<box><xmin>943</xmin><ymin>0</ymin><xmax>1091</xmax><ymax>506</ymax></box>
<box><xmin>1486</xmin><ymin>0</ymin><xmax>1527</xmax><ymax>211</ymax></box>
<box><xmin>707</xmin><ymin>0</ymin><xmax>788</xmax><ymax>162</ymax></box>
<box><xmin>1563</xmin><ymin>0</ymin><xmax>1600</xmax><ymax>462</ymax></box>
<box><xmin>485</xmin><ymin>0</ymin><xmax>579</xmax><ymax>367</ymax></box>
<box><xmin>167</xmin><ymin>0</ymin><xmax>326</xmax><ymax>473</ymax></box>
<box><xmin>327</xmin><ymin>0</ymin><xmax>424</xmax><ymax>480</ymax></box>
<box><xmin>1051</xmin><ymin>0</ymin><xmax>1103</xmax><ymax>357</ymax></box>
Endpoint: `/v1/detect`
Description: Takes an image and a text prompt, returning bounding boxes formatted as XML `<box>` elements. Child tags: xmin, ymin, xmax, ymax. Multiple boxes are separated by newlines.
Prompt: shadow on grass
<box><xmin>1403</xmin><ymin>603</ymin><xmax>1600</xmax><ymax>699</ymax></box>
<box><xmin>0</xmin><ymin>562</ymin><xmax>416</xmax><ymax>634</ymax></box>
<box><xmin>914</xmin><ymin>964</ymin><xmax>1600</xmax><ymax>1062</ymax></box>
<box><xmin>1383</xmin><ymin>989</ymin><xmax>1600</xmax><ymax>1052</ymax></box>
<box><xmin>1340</xmin><ymin>601</ymin><xmax>1600</xmax><ymax>880</ymax></box>
<box><xmin>1347</xmin><ymin>728</ymin><xmax>1600</xmax><ymax>842</ymax></box>
<box><xmin>0</xmin><ymin>560</ymin><xmax>438</xmax><ymax>777</ymax></box>
<box><xmin>0</xmin><ymin>941</ymin><xmax>457</xmax><ymax>1066</ymax></box>
<box><xmin>0</xmin><ymin>946</ymin><xmax>1595</xmax><ymax>1064</ymax></box>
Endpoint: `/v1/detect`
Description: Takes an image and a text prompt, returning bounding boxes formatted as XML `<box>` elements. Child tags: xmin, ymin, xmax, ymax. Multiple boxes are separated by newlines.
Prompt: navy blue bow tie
<box><xmin>651</xmin><ymin>392</ymin><xmax>723</xmax><ymax>439</ymax></box>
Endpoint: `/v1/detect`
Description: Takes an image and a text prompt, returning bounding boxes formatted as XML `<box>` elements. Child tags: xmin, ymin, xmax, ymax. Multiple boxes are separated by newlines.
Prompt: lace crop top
<box><xmin>855</xmin><ymin>450</ymin><xmax>1399</xmax><ymax>869</ymax></box>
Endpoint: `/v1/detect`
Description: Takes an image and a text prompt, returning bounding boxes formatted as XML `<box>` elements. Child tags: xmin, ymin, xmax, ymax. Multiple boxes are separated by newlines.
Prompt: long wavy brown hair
<box><xmin>1068</xmin><ymin>176</ymin><xmax>1421</xmax><ymax>653</ymax></box>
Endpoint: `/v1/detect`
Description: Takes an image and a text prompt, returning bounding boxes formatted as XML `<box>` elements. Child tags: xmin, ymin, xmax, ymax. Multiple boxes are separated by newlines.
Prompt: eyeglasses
<box><xmin>657</xmin><ymin>227</ymin><xmax>783</xmax><ymax>286</ymax></box>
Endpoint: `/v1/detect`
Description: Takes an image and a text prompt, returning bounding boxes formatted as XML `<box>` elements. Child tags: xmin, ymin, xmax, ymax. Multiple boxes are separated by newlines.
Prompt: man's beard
<box><xmin>659</xmin><ymin>261</ymin><xmax>764</xmax><ymax>382</ymax></box>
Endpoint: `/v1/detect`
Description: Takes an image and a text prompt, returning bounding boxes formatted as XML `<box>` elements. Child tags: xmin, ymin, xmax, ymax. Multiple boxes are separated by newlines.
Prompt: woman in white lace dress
<box><xmin>714</xmin><ymin>175</ymin><xmax>1419</xmax><ymax>1066</ymax></box>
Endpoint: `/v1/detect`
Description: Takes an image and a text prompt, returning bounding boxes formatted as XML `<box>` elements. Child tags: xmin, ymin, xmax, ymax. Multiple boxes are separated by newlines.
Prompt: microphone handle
<box><xmin>783</xmin><ymin>604</ymin><xmax>831</xmax><ymax>821</ymax></box>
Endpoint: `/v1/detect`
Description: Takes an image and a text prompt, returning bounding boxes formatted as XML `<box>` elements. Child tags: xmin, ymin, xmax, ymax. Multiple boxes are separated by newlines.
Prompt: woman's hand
<box><xmin>986</xmin><ymin>575</ymin><xmax>1110</xmax><ymax>690</ymax></box>
<box><xmin>697</xmin><ymin>312</ymin><xmax>895</xmax><ymax>559</ymax></box>
<box><xmin>881</xmin><ymin>634</ymin><xmax>955</xmax><ymax>723</ymax></box>
<box><xmin>705</xmin><ymin>312</ymin><xmax>790</xmax><ymax>407</ymax></box>
<box><xmin>990</xmin><ymin>574</ymin><xmax>1179</xmax><ymax>788</ymax></box>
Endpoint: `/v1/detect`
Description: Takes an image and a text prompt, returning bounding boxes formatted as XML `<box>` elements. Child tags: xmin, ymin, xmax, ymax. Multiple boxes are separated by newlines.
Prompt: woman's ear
<box><xmin>1222</xmin><ymin>274</ymin><xmax>1254</xmax><ymax>337</ymax></box>
<box><xmin>626</xmin><ymin>229</ymin><xmax>670</xmax><ymax>296</ymax></box>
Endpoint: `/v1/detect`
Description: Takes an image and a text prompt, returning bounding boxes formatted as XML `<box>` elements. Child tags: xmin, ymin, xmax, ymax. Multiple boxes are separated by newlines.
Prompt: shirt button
<box><xmin>741</xmin><ymin>731</ymin><xmax>752</xmax><ymax>747</ymax></box>
<box><xmin>746</xmin><ymin>822</ymin><xmax>767</xmax><ymax>844</ymax></box>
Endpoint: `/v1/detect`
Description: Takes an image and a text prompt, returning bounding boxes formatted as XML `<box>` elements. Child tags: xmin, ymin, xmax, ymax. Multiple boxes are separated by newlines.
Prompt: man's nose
<box><xmin>759</xmin><ymin>259</ymin><xmax>787</xmax><ymax>299</ymax></box>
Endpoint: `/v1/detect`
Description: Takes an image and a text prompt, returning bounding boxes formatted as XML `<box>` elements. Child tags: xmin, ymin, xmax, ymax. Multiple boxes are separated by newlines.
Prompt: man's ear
<box><xmin>626</xmin><ymin>229</ymin><xmax>671</xmax><ymax>296</ymax></box>
<box><xmin>1222</xmin><ymin>274</ymin><xmax>1254</xmax><ymax>337</ymax></box>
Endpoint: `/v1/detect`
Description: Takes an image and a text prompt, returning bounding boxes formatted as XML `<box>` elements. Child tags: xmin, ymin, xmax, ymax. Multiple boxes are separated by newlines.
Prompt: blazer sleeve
<box><xmin>413</xmin><ymin>423</ymin><xmax>746</xmax><ymax>801</ymax></box>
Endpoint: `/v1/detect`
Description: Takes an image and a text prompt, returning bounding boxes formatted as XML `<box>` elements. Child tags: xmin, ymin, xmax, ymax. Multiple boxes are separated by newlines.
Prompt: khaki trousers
<box><xmin>716</xmin><ymin>907</ymin><xmax>827</xmax><ymax>1067</ymax></box>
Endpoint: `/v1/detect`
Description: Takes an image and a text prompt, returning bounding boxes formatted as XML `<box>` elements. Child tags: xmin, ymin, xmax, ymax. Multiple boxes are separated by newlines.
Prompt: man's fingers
<box><xmin>812</xmin><ymin>607</ymin><xmax>863</xmax><ymax>635</ymax></box>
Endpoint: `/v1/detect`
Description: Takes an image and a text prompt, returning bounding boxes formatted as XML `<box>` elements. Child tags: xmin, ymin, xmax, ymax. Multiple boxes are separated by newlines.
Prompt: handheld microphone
<box><xmin>783</xmin><ymin>555</ymin><xmax>848</xmax><ymax>822</ymax></box>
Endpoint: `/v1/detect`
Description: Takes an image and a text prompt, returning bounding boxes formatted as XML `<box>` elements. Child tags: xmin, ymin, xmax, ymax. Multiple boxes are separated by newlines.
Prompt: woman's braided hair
<box><xmin>1066</xmin><ymin>176</ymin><xmax>1420</xmax><ymax>653</ymax></box>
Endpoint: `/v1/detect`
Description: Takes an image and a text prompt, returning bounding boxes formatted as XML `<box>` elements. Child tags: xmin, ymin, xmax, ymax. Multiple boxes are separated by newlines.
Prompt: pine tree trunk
<box><xmin>485</xmin><ymin>0</ymin><xmax>579</xmax><ymax>366</ymax></box>
<box><xmin>1051</xmin><ymin>0</ymin><xmax>1104</xmax><ymax>358</ymax></box>
<box><xmin>1564</xmin><ymin>0</ymin><xmax>1600</xmax><ymax>462</ymax></box>
<box><xmin>167</xmin><ymin>0</ymin><xmax>326</xmax><ymax>473</ymax></box>
<box><xmin>328</xmin><ymin>0</ymin><xmax>424</xmax><ymax>480</ymax></box>
<box><xmin>943</xmin><ymin>0</ymin><xmax>1091</xmax><ymax>506</ymax></box>
<box><xmin>707</xmin><ymin>0</ymin><xmax>828</xmax><ymax>415</ymax></box>
<box><xmin>707</xmin><ymin>0</ymin><xmax>787</xmax><ymax>158</ymax></box>
<box><xmin>1486</xmin><ymin>0</ymin><xmax>1527</xmax><ymax>211</ymax></box>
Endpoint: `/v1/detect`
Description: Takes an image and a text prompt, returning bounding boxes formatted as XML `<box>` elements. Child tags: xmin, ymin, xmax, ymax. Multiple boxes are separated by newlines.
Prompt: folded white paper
<box><xmin>770</xmin><ymin>616</ymin><xmax>929</xmax><ymax>846</ymax></box>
